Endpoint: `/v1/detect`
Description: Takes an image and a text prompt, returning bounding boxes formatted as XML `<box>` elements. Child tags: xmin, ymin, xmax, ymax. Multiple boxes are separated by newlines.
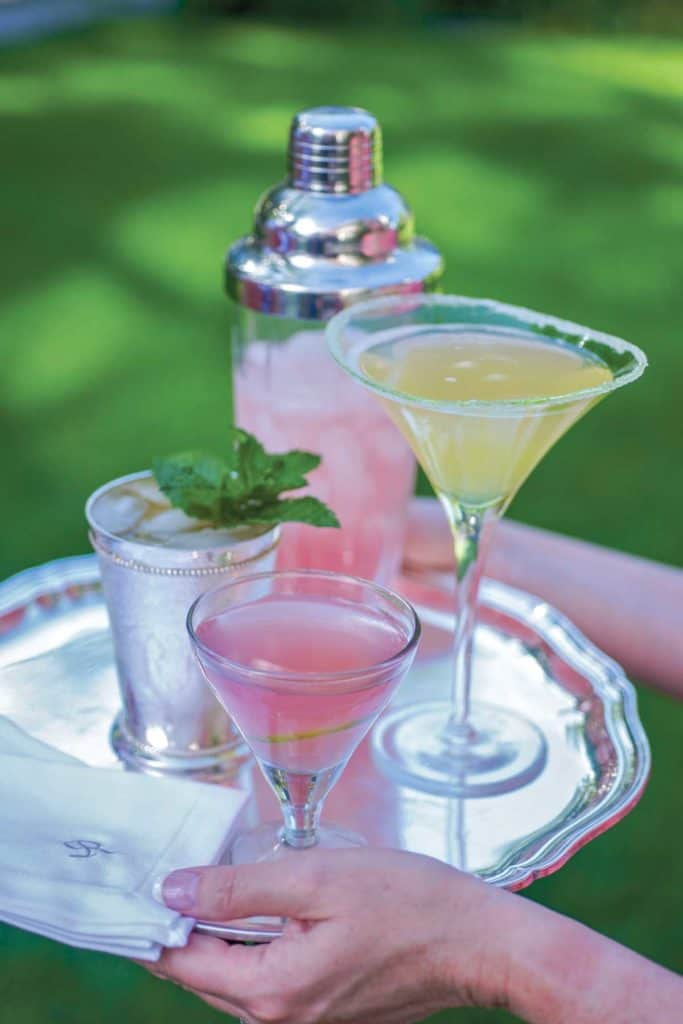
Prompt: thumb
<box><xmin>157</xmin><ymin>856</ymin><xmax>328</xmax><ymax>922</ymax></box>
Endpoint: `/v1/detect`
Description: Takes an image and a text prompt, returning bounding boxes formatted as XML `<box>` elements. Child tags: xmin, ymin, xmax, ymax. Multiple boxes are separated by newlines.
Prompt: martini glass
<box><xmin>327</xmin><ymin>294</ymin><xmax>647</xmax><ymax>797</ymax></box>
<box><xmin>187</xmin><ymin>569</ymin><xmax>420</xmax><ymax>860</ymax></box>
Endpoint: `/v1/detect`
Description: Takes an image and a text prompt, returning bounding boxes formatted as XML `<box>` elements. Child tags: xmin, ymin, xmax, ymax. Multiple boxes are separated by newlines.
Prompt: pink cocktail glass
<box><xmin>187</xmin><ymin>570</ymin><xmax>420</xmax><ymax>861</ymax></box>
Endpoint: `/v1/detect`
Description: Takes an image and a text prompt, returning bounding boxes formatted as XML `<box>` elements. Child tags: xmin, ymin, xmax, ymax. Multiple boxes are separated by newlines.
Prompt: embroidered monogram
<box><xmin>64</xmin><ymin>840</ymin><xmax>116</xmax><ymax>859</ymax></box>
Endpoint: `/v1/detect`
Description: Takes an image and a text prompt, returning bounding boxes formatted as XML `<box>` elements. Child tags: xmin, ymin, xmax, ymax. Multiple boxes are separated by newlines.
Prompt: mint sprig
<box><xmin>152</xmin><ymin>429</ymin><xmax>340</xmax><ymax>530</ymax></box>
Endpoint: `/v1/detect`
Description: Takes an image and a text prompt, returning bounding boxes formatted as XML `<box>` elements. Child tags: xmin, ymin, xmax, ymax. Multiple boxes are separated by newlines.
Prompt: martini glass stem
<box><xmin>441</xmin><ymin>499</ymin><xmax>499</xmax><ymax>745</ymax></box>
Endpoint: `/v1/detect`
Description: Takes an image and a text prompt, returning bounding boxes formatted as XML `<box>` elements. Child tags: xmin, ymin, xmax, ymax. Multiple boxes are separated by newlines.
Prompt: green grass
<box><xmin>1</xmin><ymin>16</ymin><xmax>682</xmax><ymax>1023</ymax></box>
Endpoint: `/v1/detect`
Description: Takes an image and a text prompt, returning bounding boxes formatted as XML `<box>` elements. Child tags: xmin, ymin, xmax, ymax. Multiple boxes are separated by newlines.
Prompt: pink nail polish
<box><xmin>157</xmin><ymin>869</ymin><xmax>202</xmax><ymax>912</ymax></box>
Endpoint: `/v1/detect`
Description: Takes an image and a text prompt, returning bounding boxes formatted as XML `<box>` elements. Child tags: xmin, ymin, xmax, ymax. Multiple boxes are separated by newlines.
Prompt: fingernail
<box><xmin>153</xmin><ymin>869</ymin><xmax>202</xmax><ymax>912</ymax></box>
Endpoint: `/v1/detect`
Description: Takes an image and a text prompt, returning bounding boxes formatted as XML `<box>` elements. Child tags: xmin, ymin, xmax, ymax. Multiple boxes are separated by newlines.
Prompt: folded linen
<box><xmin>0</xmin><ymin>716</ymin><xmax>247</xmax><ymax>960</ymax></box>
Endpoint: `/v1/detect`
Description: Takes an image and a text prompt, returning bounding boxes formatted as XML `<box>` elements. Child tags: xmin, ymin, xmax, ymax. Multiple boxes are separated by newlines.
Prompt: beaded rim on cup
<box><xmin>88</xmin><ymin>532</ymin><xmax>281</xmax><ymax>577</ymax></box>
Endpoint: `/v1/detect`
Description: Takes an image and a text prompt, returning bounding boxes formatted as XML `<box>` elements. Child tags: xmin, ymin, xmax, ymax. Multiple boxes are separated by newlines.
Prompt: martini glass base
<box><xmin>373</xmin><ymin>701</ymin><xmax>547</xmax><ymax>798</ymax></box>
<box><xmin>230</xmin><ymin>822</ymin><xmax>366</xmax><ymax>864</ymax></box>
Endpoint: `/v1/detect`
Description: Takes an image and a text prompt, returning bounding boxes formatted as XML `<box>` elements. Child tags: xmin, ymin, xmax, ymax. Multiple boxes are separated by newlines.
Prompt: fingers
<box><xmin>159</xmin><ymin>854</ymin><xmax>330</xmax><ymax>923</ymax></box>
<box><xmin>405</xmin><ymin>496</ymin><xmax>453</xmax><ymax>570</ymax></box>
<box><xmin>178</xmin><ymin>985</ymin><xmax>245</xmax><ymax>1018</ymax></box>
<box><xmin>151</xmin><ymin>932</ymin><xmax>261</xmax><ymax>1005</ymax></box>
<box><xmin>137</xmin><ymin>941</ymin><xmax>250</xmax><ymax>1018</ymax></box>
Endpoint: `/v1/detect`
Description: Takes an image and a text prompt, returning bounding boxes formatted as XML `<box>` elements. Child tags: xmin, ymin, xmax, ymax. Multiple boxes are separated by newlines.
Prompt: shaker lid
<box><xmin>288</xmin><ymin>106</ymin><xmax>381</xmax><ymax>194</ymax></box>
<box><xmin>225</xmin><ymin>106</ymin><xmax>443</xmax><ymax>319</ymax></box>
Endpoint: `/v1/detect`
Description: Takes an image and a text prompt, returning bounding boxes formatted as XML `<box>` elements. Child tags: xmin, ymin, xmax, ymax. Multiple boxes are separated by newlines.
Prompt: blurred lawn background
<box><xmin>1</xmin><ymin>3</ymin><xmax>682</xmax><ymax>1022</ymax></box>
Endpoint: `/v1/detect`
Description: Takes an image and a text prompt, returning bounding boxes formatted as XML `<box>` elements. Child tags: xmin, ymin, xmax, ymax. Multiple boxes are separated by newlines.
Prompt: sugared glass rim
<box><xmin>326</xmin><ymin>293</ymin><xmax>648</xmax><ymax>415</ymax></box>
<box><xmin>187</xmin><ymin>568</ymin><xmax>421</xmax><ymax>685</ymax></box>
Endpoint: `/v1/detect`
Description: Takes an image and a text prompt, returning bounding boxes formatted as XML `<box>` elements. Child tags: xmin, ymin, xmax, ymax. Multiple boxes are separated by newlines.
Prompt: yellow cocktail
<box><xmin>361</xmin><ymin>330</ymin><xmax>612</xmax><ymax>511</ymax></box>
<box><xmin>328</xmin><ymin>295</ymin><xmax>646</xmax><ymax>797</ymax></box>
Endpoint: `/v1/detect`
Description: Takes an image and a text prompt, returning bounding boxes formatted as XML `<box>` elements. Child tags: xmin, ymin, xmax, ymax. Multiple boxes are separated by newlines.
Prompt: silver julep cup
<box><xmin>86</xmin><ymin>471</ymin><xmax>280</xmax><ymax>778</ymax></box>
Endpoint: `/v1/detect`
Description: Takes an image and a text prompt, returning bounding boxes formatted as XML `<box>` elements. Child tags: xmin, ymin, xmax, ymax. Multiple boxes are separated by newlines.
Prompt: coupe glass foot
<box><xmin>373</xmin><ymin>700</ymin><xmax>547</xmax><ymax>797</ymax></box>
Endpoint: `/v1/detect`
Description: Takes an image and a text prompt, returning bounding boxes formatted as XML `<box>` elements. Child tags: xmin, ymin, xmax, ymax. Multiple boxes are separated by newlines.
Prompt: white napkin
<box><xmin>0</xmin><ymin>717</ymin><xmax>247</xmax><ymax>960</ymax></box>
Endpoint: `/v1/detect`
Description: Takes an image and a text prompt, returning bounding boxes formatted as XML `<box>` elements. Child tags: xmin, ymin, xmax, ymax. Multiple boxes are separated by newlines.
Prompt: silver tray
<box><xmin>0</xmin><ymin>555</ymin><xmax>649</xmax><ymax>943</ymax></box>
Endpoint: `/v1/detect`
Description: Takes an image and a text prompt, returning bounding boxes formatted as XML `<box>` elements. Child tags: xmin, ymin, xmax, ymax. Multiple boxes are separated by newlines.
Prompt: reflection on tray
<box><xmin>0</xmin><ymin>554</ymin><xmax>650</xmax><ymax>922</ymax></box>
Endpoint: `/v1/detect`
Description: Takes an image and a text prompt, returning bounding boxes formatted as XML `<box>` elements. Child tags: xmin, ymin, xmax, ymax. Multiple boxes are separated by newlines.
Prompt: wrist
<box><xmin>499</xmin><ymin>898</ymin><xmax>639</xmax><ymax>1024</ymax></box>
<box><xmin>452</xmin><ymin>889</ymin><xmax>587</xmax><ymax>1022</ymax></box>
<box><xmin>433</xmin><ymin>877</ymin><xmax>520</xmax><ymax>1012</ymax></box>
<box><xmin>435</xmin><ymin>882</ymin><xmax>588</xmax><ymax>1020</ymax></box>
<box><xmin>502</xmin><ymin>900</ymin><xmax>587</xmax><ymax>1024</ymax></box>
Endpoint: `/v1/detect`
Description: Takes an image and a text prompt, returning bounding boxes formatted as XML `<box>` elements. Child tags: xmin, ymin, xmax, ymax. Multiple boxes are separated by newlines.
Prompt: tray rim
<box><xmin>0</xmin><ymin>555</ymin><xmax>651</xmax><ymax>930</ymax></box>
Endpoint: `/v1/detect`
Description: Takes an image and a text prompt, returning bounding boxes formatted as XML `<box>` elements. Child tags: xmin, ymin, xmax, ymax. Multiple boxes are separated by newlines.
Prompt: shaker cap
<box><xmin>288</xmin><ymin>106</ymin><xmax>381</xmax><ymax>194</ymax></box>
<box><xmin>226</xmin><ymin>106</ymin><xmax>443</xmax><ymax>319</ymax></box>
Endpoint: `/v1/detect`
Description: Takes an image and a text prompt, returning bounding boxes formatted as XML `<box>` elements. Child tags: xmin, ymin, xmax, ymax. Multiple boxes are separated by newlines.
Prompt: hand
<box><xmin>141</xmin><ymin>847</ymin><xmax>514</xmax><ymax>1024</ymax></box>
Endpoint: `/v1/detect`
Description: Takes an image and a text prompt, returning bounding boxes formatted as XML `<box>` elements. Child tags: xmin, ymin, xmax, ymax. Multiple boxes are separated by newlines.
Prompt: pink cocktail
<box><xmin>188</xmin><ymin>570</ymin><xmax>420</xmax><ymax>861</ymax></box>
<box><xmin>234</xmin><ymin>331</ymin><xmax>415</xmax><ymax>582</ymax></box>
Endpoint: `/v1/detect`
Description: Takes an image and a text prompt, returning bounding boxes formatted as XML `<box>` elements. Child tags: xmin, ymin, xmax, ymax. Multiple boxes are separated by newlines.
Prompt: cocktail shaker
<box><xmin>226</xmin><ymin>106</ymin><xmax>443</xmax><ymax>583</ymax></box>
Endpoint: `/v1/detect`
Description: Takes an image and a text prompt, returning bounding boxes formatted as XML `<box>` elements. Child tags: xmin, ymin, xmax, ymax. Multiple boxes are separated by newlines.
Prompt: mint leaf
<box><xmin>227</xmin><ymin>429</ymin><xmax>321</xmax><ymax>496</ymax></box>
<box><xmin>266</xmin><ymin>450</ymin><xmax>321</xmax><ymax>492</ymax></box>
<box><xmin>244</xmin><ymin>496</ymin><xmax>340</xmax><ymax>529</ymax></box>
<box><xmin>224</xmin><ymin>429</ymin><xmax>270</xmax><ymax>499</ymax></box>
<box><xmin>152</xmin><ymin>452</ymin><xmax>226</xmax><ymax>522</ymax></box>
<box><xmin>153</xmin><ymin>429</ymin><xmax>340</xmax><ymax>531</ymax></box>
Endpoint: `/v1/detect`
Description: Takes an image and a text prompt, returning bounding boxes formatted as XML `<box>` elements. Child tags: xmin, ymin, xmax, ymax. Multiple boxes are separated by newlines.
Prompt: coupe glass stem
<box><xmin>264</xmin><ymin>763</ymin><xmax>343</xmax><ymax>850</ymax></box>
<box><xmin>440</xmin><ymin>499</ymin><xmax>499</xmax><ymax>745</ymax></box>
<box><xmin>282</xmin><ymin>804</ymin><xmax>319</xmax><ymax>849</ymax></box>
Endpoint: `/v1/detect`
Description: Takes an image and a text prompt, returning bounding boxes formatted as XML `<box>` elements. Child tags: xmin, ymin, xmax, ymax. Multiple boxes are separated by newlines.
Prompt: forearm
<box><xmin>483</xmin><ymin>892</ymin><xmax>683</xmax><ymax>1024</ymax></box>
<box><xmin>405</xmin><ymin>498</ymin><xmax>683</xmax><ymax>697</ymax></box>
<box><xmin>487</xmin><ymin>519</ymin><xmax>683</xmax><ymax>697</ymax></box>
